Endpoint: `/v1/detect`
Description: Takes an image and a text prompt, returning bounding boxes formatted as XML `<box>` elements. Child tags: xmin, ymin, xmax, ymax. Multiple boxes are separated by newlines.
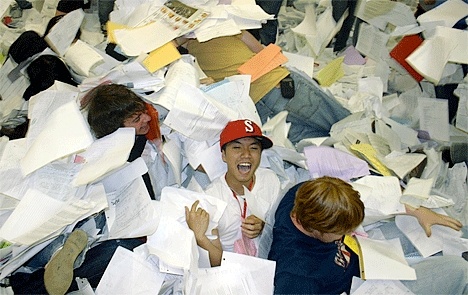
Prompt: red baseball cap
<box><xmin>220</xmin><ymin>119</ymin><xmax>273</xmax><ymax>150</ymax></box>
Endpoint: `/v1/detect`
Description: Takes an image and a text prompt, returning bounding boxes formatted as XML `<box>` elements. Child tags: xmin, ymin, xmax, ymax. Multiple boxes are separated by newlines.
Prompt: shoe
<box><xmin>44</xmin><ymin>230</ymin><xmax>88</xmax><ymax>295</ymax></box>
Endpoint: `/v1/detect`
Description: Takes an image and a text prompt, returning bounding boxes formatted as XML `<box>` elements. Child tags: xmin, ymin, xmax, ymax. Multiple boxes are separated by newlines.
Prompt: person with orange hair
<box><xmin>269</xmin><ymin>176</ymin><xmax>467</xmax><ymax>294</ymax></box>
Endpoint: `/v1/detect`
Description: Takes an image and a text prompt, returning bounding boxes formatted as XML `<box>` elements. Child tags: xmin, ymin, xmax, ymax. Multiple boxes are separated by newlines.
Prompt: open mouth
<box><xmin>137</xmin><ymin>124</ymin><xmax>149</xmax><ymax>135</ymax></box>
<box><xmin>237</xmin><ymin>163</ymin><xmax>251</xmax><ymax>174</ymax></box>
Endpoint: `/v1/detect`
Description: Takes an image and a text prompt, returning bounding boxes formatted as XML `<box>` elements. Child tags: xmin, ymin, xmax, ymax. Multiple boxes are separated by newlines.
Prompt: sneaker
<box><xmin>44</xmin><ymin>230</ymin><xmax>88</xmax><ymax>295</ymax></box>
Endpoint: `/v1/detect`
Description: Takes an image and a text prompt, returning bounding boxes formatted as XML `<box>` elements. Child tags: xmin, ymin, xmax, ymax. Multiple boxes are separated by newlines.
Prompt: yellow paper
<box><xmin>107</xmin><ymin>21</ymin><xmax>129</xmax><ymax>44</ymax></box>
<box><xmin>314</xmin><ymin>56</ymin><xmax>345</xmax><ymax>87</ymax></box>
<box><xmin>344</xmin><ymin>235</ymin><xmax>359</xmax><ymax>255</ymax></box>
<box><xmin>142</xmin><ymin>42</ymin><xmax>181</xmax><ymax>73</ymax></box>
<box><xmin>344</xmin><ymin>235</ymin><xmax>365</xmax><ymax>278</ymax></box>
<box><xmin>349</xmin><ymin>143</ymin><xmax>393</xmax><ymax>176</ymax></box>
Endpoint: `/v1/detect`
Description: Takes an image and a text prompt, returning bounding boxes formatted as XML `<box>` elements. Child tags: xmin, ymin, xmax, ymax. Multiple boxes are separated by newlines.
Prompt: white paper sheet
<box><xmin>146</xmin><ymin>216</ymin><xmax>199</xmax><ymax>271</ymax></box>
<box><xmin>395</xmin><ymin>212</ymin><xmax>462</xmax><ymax>257</ymax></box>
<box><xmin>406</xmin><ymin>35</ymin><xmax>456</xmax><ymax>85</ymax></box>
<box><xmin>0</xmin><ymin>139</ymin><xmax>27</xmax><ymax>199</ymax></box>
<box><xmin>64</xmin><ymin>39</ymin><xmax>104</xmax><ymax>77</ymax></box>
<box><xmin>44</xmin><ymin>9</ymin><xmax>85</xmax><ymax>56</ymax></box>
<box><xmin>96</xmin><ymin>246</ymin><xmax>165</xmax><ymax>295</ymax></box>
<box><xmin>20</xmin><ymin>101</ymin><xmax>94</xmax><ymax>176</ymax></box>
<box><xmin>351</xmin><ymin>277</ymin><xmax>413</xmax><ymax>295</ymax></box>
<box><xmin>353</xmin><ymin>175</ymin><xmax>406</xmax><ymax>216</ymax></box>
<box><xmin>417</xmin><ymin>0</ymin><xmax>468</xmax><ymax>28</ymax></box>
<box><xmin>304</xmin><ymin>145</ymin><xmax>370</xmax><ymax>181</ymax></box>
<box><xmin>73</xmin><ymin>128</ymin><xmax>135</xmax><ymax>186</ymax></box>
<box><xmin>355</xmin><ymin>23</ymin><xmax>390</xmax><ymax>62</ymax></box>
<box><xmin>356</xmin><ymin>236</ymin><xmax>416</xmax><ymax>280</ymax></box>
<box><xmin>104</xmin><ymin>160</ymin><xmax>159</xmax><ymax>239</ymax></box>
<box><xmin>114</xmin><ymin>21</ymin><xmax>178</xmax><ymax>56</ymax></box>
<box><xmin>220</xmin><ymin>251</ymin><xmax>276</xmax><ymax>295</ymax></box>
<box><xmin>0</xmin><ymin>184</ymin><xmax>107</xmax><ymax>246</ymax></box>
<box><xmin>163</xmin><ymin>83</ymin><xmax>232</xmax><ymax>141</ymax></box>
<box><xmin>417</xmin><ymin>98</ymin><xmax>450</xmax><ymax>142</ymax></box>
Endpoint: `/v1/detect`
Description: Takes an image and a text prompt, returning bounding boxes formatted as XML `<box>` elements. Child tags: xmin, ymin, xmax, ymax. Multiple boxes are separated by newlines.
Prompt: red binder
<box><xmin>390</xmin><ymin>34</ymin><xmax>424</xmax><ymax>82</ymax></box>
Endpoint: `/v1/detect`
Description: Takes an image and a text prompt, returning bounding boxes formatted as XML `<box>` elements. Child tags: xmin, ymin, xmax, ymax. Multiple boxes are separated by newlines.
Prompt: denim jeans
<box><xmin>10</xmin><ymin>238</ymin><xmax>144</xmax><ymax>293</ymax></box>
<box><xmin>98</xmin><ymin>0</ymin><xmax>115</xmax><ymax>25</ymax></box>
<box><xmin>256</xmin><ymin>69</ymin><xmax>351</xmax><ymax>144</ymax></box>
<box><xmin>402</xmin><ymin>255</ymin><xmax>468</xmax><ymax>294</ymax></box>
<box><xmin>373</xmin><ymin>221</ymin><xmax>468</xmax><ymax>294</ymax></box>
<box><xmin>25</xmin><ymin>213</ymin><xmax>107</xmax><ymax>271</ymax></box>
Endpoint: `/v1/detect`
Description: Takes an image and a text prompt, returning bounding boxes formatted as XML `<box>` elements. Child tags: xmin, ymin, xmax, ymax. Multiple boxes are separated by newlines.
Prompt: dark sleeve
<box><xmin>56</xmin><ymin>0</ymin><xmax>85</xmax><ymax>13</ymax></box>
<box><xmin>274</xmin><ymin>271</ymin><xmax>321</xmax><ymax>295</ymax></box>
<box><xmin>128</xmin><ymin>135</ymin><xmax>156</xmax><ymax>200</ymax></box>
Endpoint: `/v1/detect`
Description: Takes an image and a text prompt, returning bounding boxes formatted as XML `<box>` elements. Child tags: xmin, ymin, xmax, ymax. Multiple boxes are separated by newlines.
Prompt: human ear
<box><xmin>221</xmin><ymin>149</ymin><xmax>227</xmax><ymax>163</ymax></box>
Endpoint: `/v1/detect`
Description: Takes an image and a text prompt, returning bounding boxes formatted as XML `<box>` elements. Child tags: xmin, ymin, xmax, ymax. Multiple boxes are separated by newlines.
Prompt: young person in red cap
<box><xmin>185</xmin><ymin>119</ymin><xmax>281</xmax><ymax>266</ymax></box>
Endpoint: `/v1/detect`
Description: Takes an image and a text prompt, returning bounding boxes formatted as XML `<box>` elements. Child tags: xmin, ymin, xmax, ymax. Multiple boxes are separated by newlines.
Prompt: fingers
<box><xmin>439</xmin><ymin>215</ymin><xmax>463</xmax><ymax>231</ymax></box>
<box><xmin>241</xmin><ymin>223</ymin><xmax>262</xmax><ymax>234</ymax></box>
<box><xmin>241</xmin><ymin>226</ymin><xmax>261</xmax><ymax>239</ymax></box>
<box><xmin>420</xmin><ymin>211</ymin><xmax>463</xmax><ymax>237</ymax></box>
<box><xmin>241</xmin><ymin>216</ymin><xmax>264</xmax><ymax>238</ymax></box>
<box><xmin>423</xmin><ymin>224</ymin><xmax>432</xmax><ymax>237</ymax></box>
<box><xmin>190</xmin><ymin>200</ymin><xmax>200</xmax><ymax>212</ymax></box>
<box><xmin>187</xmin><ymin>200</ymin><xmax>210</xmax><ymax>219</ymax></box>
<box><xmin>244</xmin><ymin>215</ymin><xmax>264</xmax><ymax>229</ymax></box>
<box><xmin>244</xmin><ymin>215</ymin><xmax>259</xmax><ymax>223</ymax></box>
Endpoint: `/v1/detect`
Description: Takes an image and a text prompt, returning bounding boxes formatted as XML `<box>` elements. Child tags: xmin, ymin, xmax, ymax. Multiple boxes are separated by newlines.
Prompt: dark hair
<box><xmin>8</xmin><ymin>31</ymin><xmax>48</xmax><ymax>64</ymax></box>
<box><xmin>292</xmin><ymin>177</ymin><xmax>364</xmax><ymax>235</ymax></box>
<box><xmin>44</xmin><ymin>15</ymin><xmax>81</xmax><ymax>40</ymax></box>
<box><xmin>23</xmin><ymin>55</ymin><xmax>77</xmax><ymax>100</ymax></box>
<box><xmin>82</xmin><ymin>84</ymin><xmax>146</xmax><ymax>138</ymax></box>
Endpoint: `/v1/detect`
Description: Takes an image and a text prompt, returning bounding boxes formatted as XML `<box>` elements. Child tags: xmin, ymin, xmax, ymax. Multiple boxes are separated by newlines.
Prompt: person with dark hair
<box><xmin>269</xmin><ymin>176</ymin><xmax>467</xmax><ymax>294</ymax></box>
<box><xmin>82</xmin><ymin>84</ymin><xmax>150</xmax><ymax>139</ymax></box>
<box><xmin>185</xmin><ymin>119</ymin><xmax>281</xmax><ymax>266</ymax></box>
<box><xmin>81</xmin><ymin>83</ymin><xmax>162</xmax><ymax>200</ymax></box>
<box><xmin>8</xmin><ymin>84</ymin><xmax>164</xmax><ymax>294</ymax></box>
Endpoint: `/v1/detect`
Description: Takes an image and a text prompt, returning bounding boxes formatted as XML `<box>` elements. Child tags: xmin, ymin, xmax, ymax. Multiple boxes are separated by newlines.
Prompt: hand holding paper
<box><xmin>185</xmin><ymin>200</ymin><xmax>210</xmax><ymax>242</ymax></box>
<box><xmin>242</xmin><ymin>215</ymin><xmax>264</xmax><ymax>239</ymax></box>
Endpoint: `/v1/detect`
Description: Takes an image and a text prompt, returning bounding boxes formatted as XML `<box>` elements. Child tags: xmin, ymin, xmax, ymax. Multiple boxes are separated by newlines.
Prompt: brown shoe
<box><xmin>44</xmin><ymin>230</ymin><xmax>88</xmax><ymax>295</ymax></box>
